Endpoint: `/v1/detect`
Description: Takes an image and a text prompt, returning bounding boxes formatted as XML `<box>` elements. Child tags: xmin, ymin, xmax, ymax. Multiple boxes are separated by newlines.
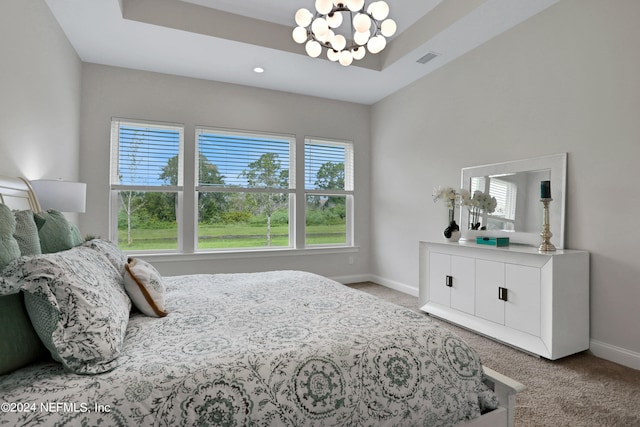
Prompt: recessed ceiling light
<box><xmin>253</xmin><ymin>67</ymin><xmax>265</xmax><ymax>73</ymax></box>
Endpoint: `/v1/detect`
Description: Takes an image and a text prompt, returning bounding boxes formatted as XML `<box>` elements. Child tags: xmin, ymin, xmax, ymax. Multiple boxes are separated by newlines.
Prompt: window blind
<box><xmin>197</xmin><ymin>129</ymin><xmax>293</xmax><ymax>189</ymax></box>
<box><xmin>305</xmin><ymin>139</ymin><xmax>353</xmax><ymax>191</ymax></box>
<box><xmin>110</xmin><ymin>120</ymin><xmax>183</xmax><ymax>187</ymax></box>
<box><xmin>490</xmin><ymin>178</ymin><xmax>517</xmax><ymax>219</ymax></box>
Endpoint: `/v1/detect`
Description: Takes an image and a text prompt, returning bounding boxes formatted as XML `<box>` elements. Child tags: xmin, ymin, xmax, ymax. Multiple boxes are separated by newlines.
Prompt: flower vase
<box><xmin>443</xmin><ymin>208</ymin><xmax>461</xmax><ymax>242</ymax></box>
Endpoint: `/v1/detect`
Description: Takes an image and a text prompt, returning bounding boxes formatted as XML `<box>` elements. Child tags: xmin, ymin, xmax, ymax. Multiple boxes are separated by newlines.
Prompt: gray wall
<box><xmin>0</xmin><ymin>0</ymin><xmax>81</xmax><ymax>183</ymax></box>
<box><xmin>79</xmin><ymin>64</ymin><xmax>372</xmax><ymax>281</ymax></box>
<box><xmin>370</xmin><ymin>0</ymin><xmax>640</xmax><ymax>368</ymax></box>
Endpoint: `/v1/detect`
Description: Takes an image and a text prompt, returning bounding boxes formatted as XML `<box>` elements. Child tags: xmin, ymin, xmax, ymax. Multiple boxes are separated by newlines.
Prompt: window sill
<box><xmin>130</xmin><ymin>246</ymin><xmax>360</xmax><ymax>263</ymax></box>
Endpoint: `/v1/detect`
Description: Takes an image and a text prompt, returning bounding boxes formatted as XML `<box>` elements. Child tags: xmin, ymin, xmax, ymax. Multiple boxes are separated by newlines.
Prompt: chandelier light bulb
<box><xmin>305</xmin><ymin>40</ymin><xmax>322</xmax><ymax>57</ymax></box>
<box><xmin>326</xmin><ymin>11</ymin><xmax>343</xmax><ymax>28</ymax></box>
<box><xmin>380</xmin><ymin>18</ymin><xmax>397</xmax><ymax>37</ymax></box>
<box><xmin>353</xmin><ymin>13</ymin><xmax>372</xmax><ymax>33</ymax></box>
<box><xmin>311</xmin><ymin>17</ymin><xmax>329</xmax><ymax>37</ymax></box>
<box><xmin>315</xmin><ymin>0</ymin><xmax>333</xmax><ymax>15</ymax></box>
<box><xmin>352</xmin><ymin>47</ymin><xmax>366</xmax><ymax>60</ymax></box>
<box><xmin>346</xmin><ymin>0</ymin><xmax>365</xmax><ymax>11</ymax></box>
<box><xmin>371</xmin><ymin>1</ymin><xmax>389</xmax><ymax>20</ymax></box>
<box><xmin>327</xmin><ymin>49</ymin><xmax>340</xmax><ymax>62</ymax></box>
<box><xmin>339</xmin><ymin>50</ymin><xmax>353</xmax><ymax>66</ymax></box>
<box><xmin>331</xmin><ymin>34</ymin><xmax>347</xmax><ymax>51</ymax></box>
<box><xmin>353</xmin><ymin>30</ymin><xmax>370</xmax><ymax>46</ymax></box>
<box><xmin>292</xmin><ymin>26</ymin><xmax>308</xmax><ymax>44</ymax></box>
<box><xmin>295</xmin><ymin>8</ymin><xmax>313</xmax><ymax>27</ymax></box>
<box><xmin>367</xmin><ymin>34</ymin><xmax>386</xmax><ymax>54</ymax></box>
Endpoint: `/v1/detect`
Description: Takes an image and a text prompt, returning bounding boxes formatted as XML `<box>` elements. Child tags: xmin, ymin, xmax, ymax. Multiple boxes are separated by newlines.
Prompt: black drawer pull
<box><xmin>498</xmin><ymin>287</ymin><xmax>508</xmax><ymax>301</ymax></box>
<box><xmin>445</xmin><ymin>275</ymin><xmax>453</xmax><ymax>287</ymax></box>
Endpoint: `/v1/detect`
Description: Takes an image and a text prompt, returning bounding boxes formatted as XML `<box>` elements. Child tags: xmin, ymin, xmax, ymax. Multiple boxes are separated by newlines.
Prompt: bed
<box><xmin>0</xmin><ymin>175</ymin><xmax>524</xmax><ymax>427</ymax></box>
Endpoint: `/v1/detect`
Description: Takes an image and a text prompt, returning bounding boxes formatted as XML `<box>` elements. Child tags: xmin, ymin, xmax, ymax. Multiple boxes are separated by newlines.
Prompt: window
<box><xmin>110</xmin><ymin>119</ymin><xmax>184</xmax><ymax>251</ymax></box>
<box><xmin>305</xmin><ymin>138</ymin><xmax>354</xmax><ymax>246</ymax></box>
<box><xmin>109</xmin><ymin>120</ymin><xmax>355</xmax><ymax>253</ymax></box>
<box><xmin>196</xmin><ymin>128</ymin><xmax>295</xmax><ymax>250</ymax></box>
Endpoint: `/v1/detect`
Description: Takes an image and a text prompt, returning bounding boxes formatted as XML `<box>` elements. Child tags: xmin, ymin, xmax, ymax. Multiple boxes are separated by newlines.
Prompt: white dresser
<box><xmin>419</xmin><ymin>240</ymin><xmax>589</xmax><ymax>359</ymax></box>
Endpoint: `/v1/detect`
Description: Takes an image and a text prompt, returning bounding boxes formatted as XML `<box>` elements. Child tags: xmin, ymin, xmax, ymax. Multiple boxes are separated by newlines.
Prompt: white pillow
<box><xmin>123</xmin><ymin>258</ymin><xmax>167</xmax><ymax>318</ymax></box>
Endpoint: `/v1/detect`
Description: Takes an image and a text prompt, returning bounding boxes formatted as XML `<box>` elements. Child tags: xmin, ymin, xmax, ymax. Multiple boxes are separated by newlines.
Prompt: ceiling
<box><xmin>44</xmin><ymin>0</ymin><xmax>560</xmax><ymax>105</ymax></box>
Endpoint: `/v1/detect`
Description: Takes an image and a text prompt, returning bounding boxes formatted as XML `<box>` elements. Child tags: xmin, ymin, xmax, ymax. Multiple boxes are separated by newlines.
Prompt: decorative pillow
<box><xmin>0</xmin><ymin>293</ymin><xmax>48</xmax><ymax>375</ymax></box>
<box><xmin>33</xmin><ymin>209</ymin><xmax>80</xmax><ymax>254</ymax></box>
<box><xmin>13</xmin><ymin>209</ymin><xmax>42</xmax><ymax>256</ymax></box>
<box><xmin>1</xmin><ymin>246</ymin><xmax>132</xmax><ymax>374</ymax></box>
<box><xmin>0</xmin><ymin>204</ymin><xmax>21</xmax><ymax>271</ymax></box>
<box><xmin>123</xmin><ymin>258</ymin><xmax>168</xmax><ymax>318</ymax></box>
<box><xmin>83</xmin><ymin>239</ymin><xmax>128</xmax><ymax>275</ymax></box>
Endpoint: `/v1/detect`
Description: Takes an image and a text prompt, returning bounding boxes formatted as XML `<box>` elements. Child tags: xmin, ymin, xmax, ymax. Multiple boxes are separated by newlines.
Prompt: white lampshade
<box><xmin>305</xmin><ymin>40</ymin><xmax>322</xmax><ymax>57</ymax></box>
<box><xmin>380</xmin><ymin>18</ymin><xmax>397</xmax><ymax>37</ymax></box>
<box><xmin>346</xmin><ymin>0</ymin><xmax>365</xmax><ymax>11</ymax></box>
<box><xmin>315</xmin><ymin>0</ymin><xmax>333</xmax><ymax>15</ymax></box>
<box><xmin>353</xmin><ymin>13</ymin><xmax>372</xmax><ymax>32</ymax></box>
<box><xmin>292</xmin><ymin>26</ymin><xmax>308</xmax><ymax>44</ymax></box>
<box><xmin>327</xmin><ymin>49</ymin><xmax>340</xmax><ymax>62</ymax></box>
<box><xmin>338</xmin><ymin>50</ymin><xmax>353</xmax><ymax>66</ymax></box>
<box><xmin>31</xmin><ymin>180</ymin><xmax>87</xmax><ymax>213</ymax></box>
<box><xmin>295</xmin><ymin>8</ymin><xmax>313</xmax><ymax>27</ymax></box>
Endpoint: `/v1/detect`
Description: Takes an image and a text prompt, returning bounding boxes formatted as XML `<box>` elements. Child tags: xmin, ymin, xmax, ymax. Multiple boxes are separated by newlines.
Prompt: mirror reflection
<box><xmin>469</xmin><ymin>169</ymin><xmax>550</xmax><ymax>233</ymax></box>
<box><xmin>460</xmin><ymin>153</ymin><xmax>566</xmax><ymax>248</ymax></box>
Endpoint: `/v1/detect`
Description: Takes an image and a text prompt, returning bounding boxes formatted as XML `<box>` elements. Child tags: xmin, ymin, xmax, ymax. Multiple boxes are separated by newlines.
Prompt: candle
<box><xmin>540</xmin><ymin>180</ymin><xmax>551</xmax><ymax>199</ymax></box>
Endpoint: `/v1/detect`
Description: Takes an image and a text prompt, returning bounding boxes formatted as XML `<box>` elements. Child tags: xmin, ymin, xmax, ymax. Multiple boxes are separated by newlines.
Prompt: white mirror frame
<box><xmin>460</xmin><ymin>153</ymin><xmax>567</xmax><ymax>248</ymax></box>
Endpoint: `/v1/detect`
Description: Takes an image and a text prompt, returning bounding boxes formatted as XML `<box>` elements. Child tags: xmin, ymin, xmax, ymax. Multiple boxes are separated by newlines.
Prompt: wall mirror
<box><xmin>460</xmin><ymin>153</ymin><xmax>567</xmax><ymax>248</ymax></box>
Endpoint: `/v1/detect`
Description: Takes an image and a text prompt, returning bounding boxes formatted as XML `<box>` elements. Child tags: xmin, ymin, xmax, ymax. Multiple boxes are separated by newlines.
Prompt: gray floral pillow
<box><xmin>1</xmin><ymin>246</ymin><xmax>131</xmax><ymax>374</ymax></box>
<box><xmin>83</xmin><ymin>238</ymin><xmax>128</xmax><ymax>275</ymax></box>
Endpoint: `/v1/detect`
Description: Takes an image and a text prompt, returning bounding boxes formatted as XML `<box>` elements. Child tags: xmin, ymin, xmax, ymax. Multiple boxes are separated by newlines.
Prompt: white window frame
<box><xmin>195</xmin><ymin>127</ymin><xmax>296</xmax><ymax>251</ymax></box>
<box><xmin>304</xmin><ymin>137</ymin><xmax>354</xmax><ymax>247</ymax></box>
<box><xmin>109</xmin><ymin>118</ymin><xmax>184</xmax><ymax>253</ymax></box>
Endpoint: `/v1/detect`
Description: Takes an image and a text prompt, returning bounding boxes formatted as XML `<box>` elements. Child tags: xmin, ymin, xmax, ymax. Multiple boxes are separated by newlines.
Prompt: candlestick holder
<box><xmin>538</xmin><ymin>198</ymin><xmax>556</xmax><ymax>252</ymax></box>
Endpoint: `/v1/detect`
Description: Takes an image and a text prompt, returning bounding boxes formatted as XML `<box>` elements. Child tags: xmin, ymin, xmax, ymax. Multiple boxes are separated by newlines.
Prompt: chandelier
<box><xmin>292</xmin><ymin>0</ymin><xmax>396</xmax><ymax>66</ymax></box>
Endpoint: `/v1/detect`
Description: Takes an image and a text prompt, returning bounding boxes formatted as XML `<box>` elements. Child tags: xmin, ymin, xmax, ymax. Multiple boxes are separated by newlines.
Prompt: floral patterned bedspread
<box><xmin>0</xmin><ymin>271</ymin><xmax>496</xmax><ymax>426</ymax></box>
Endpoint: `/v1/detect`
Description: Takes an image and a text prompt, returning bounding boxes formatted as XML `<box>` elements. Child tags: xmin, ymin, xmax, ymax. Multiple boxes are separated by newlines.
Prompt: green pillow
<box><xmin>13</xmin><ymin>210</ymin><xmax>42</xmax><ymax>256</ymax></box>
<box><xmin>33</xmin><ymin>210</ymin><xmax>79</xmax><ymax>254</ymax></box>
<box><xmin>0</xmin><ymin>204</ymin><xmax>21</xmax><ymax>271</ymax></box>
<box><xmin>0</xmin><ymin>293</ymin><xmax>48</xmax><ymax>375</ymax></box>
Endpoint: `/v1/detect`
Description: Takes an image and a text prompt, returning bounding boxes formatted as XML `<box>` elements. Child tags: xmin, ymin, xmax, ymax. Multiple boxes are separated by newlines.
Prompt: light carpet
<box><xmin>347</xmin><ymin>282</ymin><xmax>640</xmax><ymax>427</ymax></box>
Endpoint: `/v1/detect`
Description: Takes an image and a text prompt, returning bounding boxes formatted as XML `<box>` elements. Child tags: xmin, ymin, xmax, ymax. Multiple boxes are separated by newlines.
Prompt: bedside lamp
<box><xmin>30</xmin><ymin>179</ymin><xmax>87</xmax><ymax>213</ymax></box>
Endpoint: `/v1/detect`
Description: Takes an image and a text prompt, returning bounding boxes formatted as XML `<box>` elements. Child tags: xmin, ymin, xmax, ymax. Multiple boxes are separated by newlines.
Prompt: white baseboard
<box><xmin>332</xmin><ymin>274</ymin><xmax>418</xmax><ymax>297</ymax></box>
<box><xmin>590</xmin><ymin>339</ymin><xmax>640</xmax><ymax>371</ymax></box>
<box><xmin>330</xmin><ymin>274</ymin><xmax>372</xmax><ymax>285</ymax></box>
<box><xmin>368</xmin><ymin>275</ymin><xmax>418</xmax><ymax>297</ymax></box>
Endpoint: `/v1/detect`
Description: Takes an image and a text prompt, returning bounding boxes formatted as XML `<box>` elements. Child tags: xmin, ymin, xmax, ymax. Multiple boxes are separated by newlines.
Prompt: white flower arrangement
<box><xmin>467</xmin><ymin>190</ymin><xmax>497</xmax><ymax>230</ymax></box>
<box><xmin>433</xmin><ymin>187</ymin><xmax>471</xmax><ymax>238</ymax></box>
<box><xmin>433</xmin><ymin>186</ymin><xmax>497</xmax><ymax>231</ymax></box>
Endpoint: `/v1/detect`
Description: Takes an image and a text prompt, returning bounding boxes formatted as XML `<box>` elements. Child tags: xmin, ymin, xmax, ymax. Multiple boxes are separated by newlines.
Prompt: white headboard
<box><xmin>0</xmin><ymin>176</ymin><xmax>42</xmax><ymax>212</ymax></box>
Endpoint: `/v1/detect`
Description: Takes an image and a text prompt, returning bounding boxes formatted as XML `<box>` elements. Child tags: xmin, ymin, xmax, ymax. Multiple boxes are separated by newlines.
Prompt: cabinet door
<box><xmin>429</xmin><ymin>252</ymin><xmax>451</xmax><ymax>306</ymax></box>
<box><xmin>450</xmin><ymin>256</ymin><xmax>475</xmax><ymax>315</ymax></box>
<box><xmin>505</xmin><ymin>264</ymin><xmax>541</xmax><ymax>336</ymax></box>
<box><xmin>475</xmin><ymin>259</ymin><xmax>505</xmax><ymax>325</ymax></box>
